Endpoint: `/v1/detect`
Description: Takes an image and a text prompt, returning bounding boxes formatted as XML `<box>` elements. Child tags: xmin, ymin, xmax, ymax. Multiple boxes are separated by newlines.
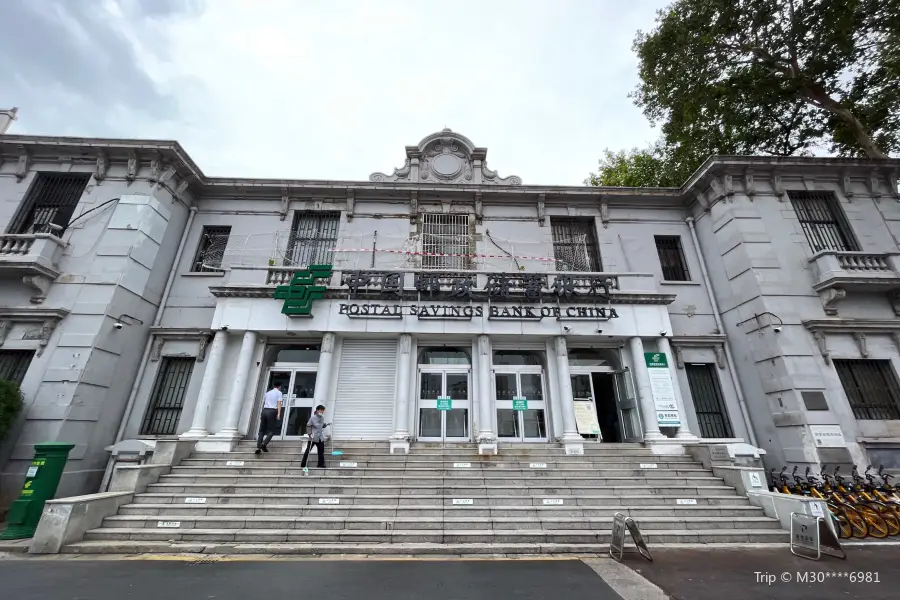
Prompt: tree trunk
<box><xmin>805</xmin><ymin>88</ymin><xmax>889</xmax><ymax>159</ymax></box>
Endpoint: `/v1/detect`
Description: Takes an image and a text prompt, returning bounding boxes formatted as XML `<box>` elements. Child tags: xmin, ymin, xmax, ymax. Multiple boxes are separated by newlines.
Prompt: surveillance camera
<box><xmin>220</xmin><ymin>325</ymin><xmax>229</xmax><ymax>332</ymax></box>
<box><xmin>659</xmin><ymin>330</ymin><xmax>668</xmax><ymax>337</ymax></box>
<box><xmin>113</xmin><ymin>322</ymin><xmax>124</xmax><ymax>330</ymax></box>
<box><xmin>597</xmin><ymin>329</ymin><xmax>603</xmax><ymax>335</ymax></box>
<box><xmin>773</xmin><ymin>326</ymin><xmax>782</xmax><ymax>333</ymax></box>
<box><xmin>563</xmin><ymin>326</ymin><xmax>572</xmax><ymax>332</ymax></box>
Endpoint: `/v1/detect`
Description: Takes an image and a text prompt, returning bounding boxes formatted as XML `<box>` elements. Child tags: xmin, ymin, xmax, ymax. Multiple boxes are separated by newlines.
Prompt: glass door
<box><xmin>570</xmin><ymin>373</ymin><xmax>601</xmax><ymax>440</ymax></box>
<box><xmin>495</xmin><ymin>369</ymin><xmax>548</xmax><ymax>442</ymax></box>
<box><xmin>614</xmin><ymin>368</ymin><xmax>643</xmax><ymax>442</ymax></box>
<box><xmin>417</xmin><ymin>367</ymin><xmax>471</xmax><ymax>441</ymax></box>
<box><xmin>264</xmin><ymin>367</ymin><xmax>318</xmax><ymax>440</ymax></box>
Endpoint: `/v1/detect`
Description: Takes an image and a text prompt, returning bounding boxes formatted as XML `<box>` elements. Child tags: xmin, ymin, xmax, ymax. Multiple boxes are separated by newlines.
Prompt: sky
<box><xmin>0</xmin><ymin>0</ymin><xmax>670</xmax><ymax>186</ymax></box>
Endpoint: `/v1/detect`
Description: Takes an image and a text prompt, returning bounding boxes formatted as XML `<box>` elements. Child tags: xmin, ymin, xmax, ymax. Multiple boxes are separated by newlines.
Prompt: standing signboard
<box><xmin>644</xmin><ymin>353</ymin><xmax>681</xmax><ymax>427</ymax></box>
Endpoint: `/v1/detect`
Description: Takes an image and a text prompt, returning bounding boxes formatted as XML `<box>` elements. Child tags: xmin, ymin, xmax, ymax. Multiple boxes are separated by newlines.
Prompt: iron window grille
<box><xmin>0</xmin><ymin>350</ymin><xmax>35</xmax><ymax>386</ymax></box>
<box><xmin>140</xmin><ymin>357</ymin><xmax>195</xmax><ymax>435</ymax></box>
<box><xmin>550</xmin><ymin>218</ymin><xmax>602</xmax><ymax>272</ymax></box>
<box><xmin>190</xmin><ymin>226</ymin><xmax>232</xmax><ymax>272</ymax></box>
<box><xmin>788</xmin><ymin>191</ymin><xmax>859</xmax><ymax>253</ymax></box>
<box><xmin>654</xmin><ymin>236</ymin><xmax>691</xmax><ymax>281</ymax></box>
<box><xmin>420</xmin><ymin>212</ymin><xmax>473</xmax><ymax>270</ymax></box>
<box><xmin>834</xmin><ymin>359</ymin><xmax>900</xmax><ymax>420</ymax></box>
<box><xmin>685</xmin><ymin>363</ymin><xmax>734</xmax><ymax>438</ymax></box>
<box><xmin>7</xmin><ymin>173</ymin><xmax>91</xmax><ymax>236</ymax></box>
<box><xmin>285</xmin><ymin>211</ymin><xmax>340</xmax><ymax>267</ymax></box>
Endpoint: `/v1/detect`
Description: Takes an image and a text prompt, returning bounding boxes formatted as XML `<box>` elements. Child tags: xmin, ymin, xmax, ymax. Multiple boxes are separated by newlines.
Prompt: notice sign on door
<box><xmin>437</xmin><ymin>396</ymin><xmax>452</xmax><ymax>410</ymax></box>
<box><xmin>512</xmin><ymin>396</ymin><xmax>528</xmax><ymax>411</ymax></box>
<box><xmin>573</xmin><ymin>401</ymin><xmax>601</xmax><ymax>436</ymax></box>
<box><xmin>644</xmin><ymin>352</ymin><xmax>682</xmax><ymax>427</ymax></box>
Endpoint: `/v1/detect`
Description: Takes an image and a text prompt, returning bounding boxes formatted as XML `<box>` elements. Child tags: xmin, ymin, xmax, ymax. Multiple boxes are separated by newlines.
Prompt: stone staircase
<box><xmin>64</xmin><ymin>441</ymin><xmax>788</xmax><ymax>555</ymax></box>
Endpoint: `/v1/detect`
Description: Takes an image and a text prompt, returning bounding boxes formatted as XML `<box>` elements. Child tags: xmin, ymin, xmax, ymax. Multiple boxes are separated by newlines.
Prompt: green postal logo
<box><xmin>274</xmin><ymin>264</ymin><xmax>334</xmax><ymax>316</ymax></box>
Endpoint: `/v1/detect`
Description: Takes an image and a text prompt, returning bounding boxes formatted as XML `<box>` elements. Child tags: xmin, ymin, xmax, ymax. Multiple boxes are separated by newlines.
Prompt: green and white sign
<box><xmin>512</xmin><ymin>396</ymin><xmax>528</xmax><ymax>411</ymax></box>
<box><xmin>644</xmin><ymin>352</ymin><xmax>681</xmax><ymax>427</ymax></box>
<box><xmin>437</xmin><ymin>397</ymin><xmax>452</xmax><ymax>410</ymax></box>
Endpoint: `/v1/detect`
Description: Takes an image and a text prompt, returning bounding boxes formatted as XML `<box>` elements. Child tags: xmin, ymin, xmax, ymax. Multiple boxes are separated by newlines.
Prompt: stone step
<box><xmin>157</xmin><ymin>474</ymin><xmax>727</xmax><ymax>487</ymax></box>
<box><xmin>98</xmin><ymin>514</ymin><xmax>781</xmax><ymax>531</ymax></box>
<box><xmin>82</xmin><ymin>527</ymin><xmax>789</xmax><ymax>545</ymax></box>
<box><xmin>184</xmin><ymin>456</ymin><xmax>700</xmax><ymax>466</ymax></box>
<box><xmin>142</xmin><ymin>488</ymin><xmax>747</xmax><ymax>504</ymax></box>
<box><xmin>62</xmin><ymin>539</ymin><xmax>785</xmax><ymax>556</ymax></box>
<box><xmin>235</xmin><ymin>441</ymin><xmax>645</xmax><ymax>450</ymax></box>
<box><xmin>120</xmin><ymin>503</ymin><xmax>767</xmax><ymax>518</ymax></box>
<box><xmin>230</xmin><ymin>447</ymin><xmax>662</xmax><ymax>457</ymax></box>
<box><xmin>174</xmin><ymin>465</ymin><xmax>707</xmax><ymax>477</ymax></box>
<box><xmin>166</xmin><ymin>470</ymin><xmax>720</xmax><ymax>483</ymax></box>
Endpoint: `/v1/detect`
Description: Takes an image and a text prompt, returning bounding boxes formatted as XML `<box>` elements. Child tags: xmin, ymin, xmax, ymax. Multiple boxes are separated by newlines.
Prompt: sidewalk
<box><xmin>621</xmin><ymin>545</ymin><xmax>900</xmax><ymax>600</ymax></box>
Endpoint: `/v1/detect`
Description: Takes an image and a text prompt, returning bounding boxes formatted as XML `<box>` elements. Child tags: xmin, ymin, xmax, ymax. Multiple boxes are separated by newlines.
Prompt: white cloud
<box><xmin>5</xmin><ymin>0</ymin><xmax>668</xmax><ymax>185</ymax></box>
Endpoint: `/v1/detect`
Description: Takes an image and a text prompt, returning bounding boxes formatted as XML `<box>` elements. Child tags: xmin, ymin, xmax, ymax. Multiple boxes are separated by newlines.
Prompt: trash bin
<box><xmin>1</xmin><ymin>442</ymin><xmax>75</xmax><ymax>540</ymax></box>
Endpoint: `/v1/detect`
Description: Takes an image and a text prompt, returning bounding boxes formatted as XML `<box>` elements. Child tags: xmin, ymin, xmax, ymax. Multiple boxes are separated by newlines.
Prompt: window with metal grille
<box><xmin>190</xmin><ymin>226</ymin><xmax>232</xmax><ymax>272</ymax></box>
<box><xmin>0</xmin><ymin>350</ymin><xmax>35</xmax><ymax>386</ymax></box>
<box><xmin>685</xmin><ymin>363</ymin><xmax>734</xmax><ymax>438</ymax></box>
<box><xmin>834</xmin><ymin>359</ymin><xmax>900</xmax><ymax>420</ymax></box>
<box><xmin>550</xmin><ymin>218</ymin><xmax>602</xmax><ymax>272</ymax></box>
<box><xmin>788</xmin><ymin>191</ymin><xmax>859</xmax><ymax>252</ymax></box>
<box><xmin>654</xmin><ymin>236</ymin><xmax>691</xmax><ymax>281</ymax></box>
<box><xmin>140</xmin><ymin>357</ymin><xmax>195</xmax><ymax>435</ymax></box>
<box><xmin>421</xmin><ymin>213</ymin><xmax>472</xmax><ymax>270</ymax></box>
<box><xmin>285</xmin><ymin>211</ymin><xmax>340</xmax><ymax>267</ymax></box>
<box><xmin>7</xmin><ymin>173</ymin><xmax>91</xmax><ymax>236</ymax></box>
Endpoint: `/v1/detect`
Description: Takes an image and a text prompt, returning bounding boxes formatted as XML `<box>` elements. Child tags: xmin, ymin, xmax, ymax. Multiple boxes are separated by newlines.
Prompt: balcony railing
<box><xmin>809</xmin><ymin>251</ymin><xmax>900</xmax><ymax>293</ymax></box>
<box><xmin>0</xmin><ymin>233</ymin><xmax>66</xmax><ymax>277</ymax></box>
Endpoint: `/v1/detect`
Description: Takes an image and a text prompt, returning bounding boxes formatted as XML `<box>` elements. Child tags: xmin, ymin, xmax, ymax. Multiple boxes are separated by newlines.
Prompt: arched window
<box><xmin>418</xmin><ymin>347</ymin><xmax>471</xmax><ymax>365</ymax></box>
<box><xmin>567</xmin><ymin>347</ymin><xmax>620</xmax><ymax>368</ymax></box>
<box><xmin>492</xmin><ymin>350</ymin><xmax>542</xmax><ymax>366</ymax></box>
<box><xmin>274</xmin><ymin>345</ymin><xmax>321</xmax><ymax>363</ymax></box>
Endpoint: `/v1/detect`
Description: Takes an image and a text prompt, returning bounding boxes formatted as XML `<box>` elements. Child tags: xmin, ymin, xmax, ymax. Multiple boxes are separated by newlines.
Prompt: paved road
<box><xmin>624</xmin><ymin>546</ymin><xmax>900</xmax><ymax>600</ymax></box>
<box><xmin>0</xmin><ymin>558</ymin><xmax>625</xmax><ymax>600</ymax></box>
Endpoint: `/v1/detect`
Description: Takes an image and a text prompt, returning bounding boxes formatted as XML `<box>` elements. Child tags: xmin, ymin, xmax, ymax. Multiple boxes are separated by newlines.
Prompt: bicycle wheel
<box><xmin>869</xmin><ymin>503</ymin><xmax>900</xmax><ymax>536</ymax></box>
<box><xmin>855</xmin><ymin>504</ymin><xmax>890</xmax><ymax>538</ymax></box>
<box><xmin>839</xmin><ymin>505</ymin><xmax>868</xmax><ymax>538</ymax></box>
<box><xmin>830</xmin><ymin>507</ymin><xmax>853</xmax><ymax>539</ymax></box>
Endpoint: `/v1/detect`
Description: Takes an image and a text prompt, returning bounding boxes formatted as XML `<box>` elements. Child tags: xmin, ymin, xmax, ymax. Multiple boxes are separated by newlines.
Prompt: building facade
<box><xmin>1</xmin><ymin>128</ymin><xmax>900</xmax><ymax>505</ymax></box>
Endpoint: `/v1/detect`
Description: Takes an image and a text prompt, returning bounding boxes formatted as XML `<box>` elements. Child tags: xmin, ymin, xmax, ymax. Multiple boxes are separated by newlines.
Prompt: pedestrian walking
<box><xmin>256</xmin><ymin>382</ymin><xmax>283</xmax><ymax>455</ymax></box>
<box><xmin>301</xmin><ymin>404</ymin><xmax>328</xmax><ymax>473</ymax></box>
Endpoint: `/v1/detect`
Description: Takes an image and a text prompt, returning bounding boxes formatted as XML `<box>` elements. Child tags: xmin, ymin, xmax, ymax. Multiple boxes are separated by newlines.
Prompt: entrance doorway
<box><xmin>416</xmin><ymin>347</ymin><xmax>471</xmax><ymax>442</ymax></box>
<box><xmin>264</xmin><ymin>367</ymin><xmax>318</xmax><ymax>440</ymax></box>
<box><xmin>567</xmin><ymin>347</ymin><xmax>643</xmax><ymax>443</ymax></box>
<box><xmin>494</xmin><ymin>350</ymin><xmax>548</xmax><ymax>442</ymax></box>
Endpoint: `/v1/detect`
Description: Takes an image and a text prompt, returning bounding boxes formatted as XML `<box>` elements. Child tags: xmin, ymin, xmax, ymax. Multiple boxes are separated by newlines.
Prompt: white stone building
<box><xmin>2</xmin><ymin>128</ymin><xmax>900</xmax><ymax>505</ymax></box>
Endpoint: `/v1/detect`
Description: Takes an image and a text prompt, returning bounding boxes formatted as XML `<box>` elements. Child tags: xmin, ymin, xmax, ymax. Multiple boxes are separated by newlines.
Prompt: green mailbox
<box><xmin>1</xmin><ymin>442</ymin><xmax>75</xmax><ymax>540</ymax></box>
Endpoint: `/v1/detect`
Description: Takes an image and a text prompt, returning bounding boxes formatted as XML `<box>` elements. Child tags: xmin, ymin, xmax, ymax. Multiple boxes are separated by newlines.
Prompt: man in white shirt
<box><xmin>256</xmin><ymin>382</ymin><xmax>283</xmax><ymax>454</ymax></box>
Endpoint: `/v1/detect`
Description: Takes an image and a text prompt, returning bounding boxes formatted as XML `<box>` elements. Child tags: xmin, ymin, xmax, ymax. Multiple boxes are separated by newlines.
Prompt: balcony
<box><xmin>808</xmin><ymin>251</ymin><xmax>900</xmax><ymax>315</ymax></box>
<box><xmin>0</xmin><ymin>234</ymin><xmax>66</xmax><ymax>303</ymax></box>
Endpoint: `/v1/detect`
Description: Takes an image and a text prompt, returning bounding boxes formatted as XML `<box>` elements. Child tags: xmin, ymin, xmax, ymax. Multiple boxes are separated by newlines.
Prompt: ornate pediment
<box><xmin>369</xmin><ymin>128</ymin><xmax>522</xmax><ymax>186</ymax></box>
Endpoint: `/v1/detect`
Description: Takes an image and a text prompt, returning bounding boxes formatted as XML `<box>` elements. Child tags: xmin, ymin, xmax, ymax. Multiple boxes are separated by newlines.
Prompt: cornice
<box><xmin>0</xmin><ymin>307</ymin><xmax>69</xmax><ymax>321</ymax></box>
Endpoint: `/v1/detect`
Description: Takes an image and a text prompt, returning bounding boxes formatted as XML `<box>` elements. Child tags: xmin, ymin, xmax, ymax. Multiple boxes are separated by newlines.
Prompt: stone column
<box><xmin>629</xmin><ymin>336</ymin><xmax>664</xmax><ymax>440</ymax></box>
<box><xmin>181</xmin><ymin>330</ymin><xmax>228</xmax><ymax>439</ymax></box>
<box><xmin>554</xmin><ymin>336</ymin><xmax>584</xmax><ymax>451</ymax></box>
<box><xmin>315</xmin><ymin>333</ymin><xmax>337</xmax><ymax>415</ymax></box>
<box><xmin>657</xmin><ymin>337</ymin><xmax>698</xmax><ymax>440</ymax></box>
<box><xmin>476</xmin><ymin>335</ymin><xmax>497</xmax><ymax>454</ymax></box>
<box><xmin>390</xmin><ymin>334</ymin><xmax>413</xmax><ymax>454</ymax></box>
<box><xmin>214</xmin><ymin>330</ymin><xmax>257</xmax><ymax>438</ymax></box>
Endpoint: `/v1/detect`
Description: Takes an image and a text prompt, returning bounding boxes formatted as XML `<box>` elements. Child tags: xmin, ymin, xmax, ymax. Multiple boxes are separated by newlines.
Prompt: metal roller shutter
<box><xmin>332</xmin><ymin>339</ymin><xmax>398</xmax><ymax>440</ymax></box>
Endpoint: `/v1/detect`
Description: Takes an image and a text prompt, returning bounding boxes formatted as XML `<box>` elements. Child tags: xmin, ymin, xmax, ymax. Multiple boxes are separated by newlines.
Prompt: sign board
<box><xmin>708</xmin><ymin>445</ymin><xmax>731</xmax><ymax>462</ymax></box>
<box><xmin>437</xmin><ymin>397</ymin><xmax>452</xmax><ymax>410</ymax></box>
<box><xmin>225</xmin><ymin>461</ymin><xmax>245</xmax><ymax>467</ymax></box>
<box><xmin>574</xmin><ymin>400</ymin><xmax>602</xmax><ymax>436</ymax></box>
<box><xmin>453</xmin><ymin>462</ymin><xmax>471</xmax><ymax>468</ymax></box>
<box><xmin>184</xmin><ymin>497</ymin><xmax>207</xmax><ymax>504</ymax></box>
<box><xmin>157</xmin><ymin>521</ymin><xmax>181</xmax><ymax>528</ymax></box>
<box><xmin>25</xmin><ymin>467</ymin><xmax>38</xmax><ymax>478</ymax></box>
<box><xmin>530</xmin><ymin>463</ymin><xmax>548</xmax><ymax>469</ymax></box>
<box><xmin>339</xmin><ymin>462</ymin><xmax>358</xmax><ymax>468</ymax></box>
<box><xmin>644</xmin><ymin>353</ymin><xmax>682</xmax><ymax>427</ymax></box>
<box><xmin>609</xmin><ymin>512</ymin><xmax>653</xmax><ymax>562</ymax></box>
<box><xmin>676</xmin><ymin>499</ymin><xmax>698</xmax><ymax>505</ymax></box>
<box><xmin>543</xmin><ymin>498</ymin><xmax>564</xmax><ymax>505</ymax></box>
<box><xmin>809</xmin><ymin>425</ymin><xmax>846</xmax><ymax>448</ymax></box>
<box><xmin>749</xmin><ymin>472</ymin><xmax>763</xmax><ymax>488</ymax></box>
<box><xmin>318</xmin><ymin>498</ymin><xmax>340</xmax><ymax>505</ymax></box>
<box><xmin>789</xmin><ymin>512</ymin><xmax>847</xmax><ymax>561</ymax></box>
<box><xmin>512</xmin><ymin>397</ymin><xmax>528</xmax><ymax>411</ymax></box>
<box><xmin>565</xmin><ymin>446</ymin><xmax>585</xmax><ymax>455</ymax></box>
<box><xmin>639</xmin><ymin>463</ymin><xmax>658</xmax><ymax>469</ymax></box>
<box><xmin>452</xmin><ymin>499</ymin><xmax>474</xmax><ymax>505</ymax></box>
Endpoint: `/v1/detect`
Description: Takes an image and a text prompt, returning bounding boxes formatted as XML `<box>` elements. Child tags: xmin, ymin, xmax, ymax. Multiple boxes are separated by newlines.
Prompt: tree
<box><xmin>631</xmin><ymin>0</ymin><xmax>900</xmax><ymax>160</ymax></box>
<box><xmin>0</xmin><ymin>380</ymin><xmax>23</xmax><ymax>442</ymax></box>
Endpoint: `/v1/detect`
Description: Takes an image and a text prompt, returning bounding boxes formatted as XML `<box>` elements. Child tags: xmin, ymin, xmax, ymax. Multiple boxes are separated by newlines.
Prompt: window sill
<box><xmin>182</xmin><ymin>272</ymin><xmax>225</xmax><ymax>278</ymax></box>
<box><xmin>659</xmin><ymin>280</ymin><xmax>702</xmax><ymax>286</ymax></box>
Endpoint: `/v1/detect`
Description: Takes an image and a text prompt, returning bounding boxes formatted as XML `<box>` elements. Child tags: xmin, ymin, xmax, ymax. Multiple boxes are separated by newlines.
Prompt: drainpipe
<box><xmin>685</xmin><ymin>216</ymin><xmax>759</xmax><ymax>447</ymax></box>
<box><xmin>112</xmin><ymin>206</ymin><xmax>198</xmax><ymax>445</ymax></box>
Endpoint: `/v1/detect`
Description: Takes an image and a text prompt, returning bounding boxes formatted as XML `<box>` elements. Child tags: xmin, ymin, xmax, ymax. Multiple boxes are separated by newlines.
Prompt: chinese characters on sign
<box><xmin>644</xmin><ymin>352</ymin><xmax>682</xmax><ymax>427</ymax></box>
